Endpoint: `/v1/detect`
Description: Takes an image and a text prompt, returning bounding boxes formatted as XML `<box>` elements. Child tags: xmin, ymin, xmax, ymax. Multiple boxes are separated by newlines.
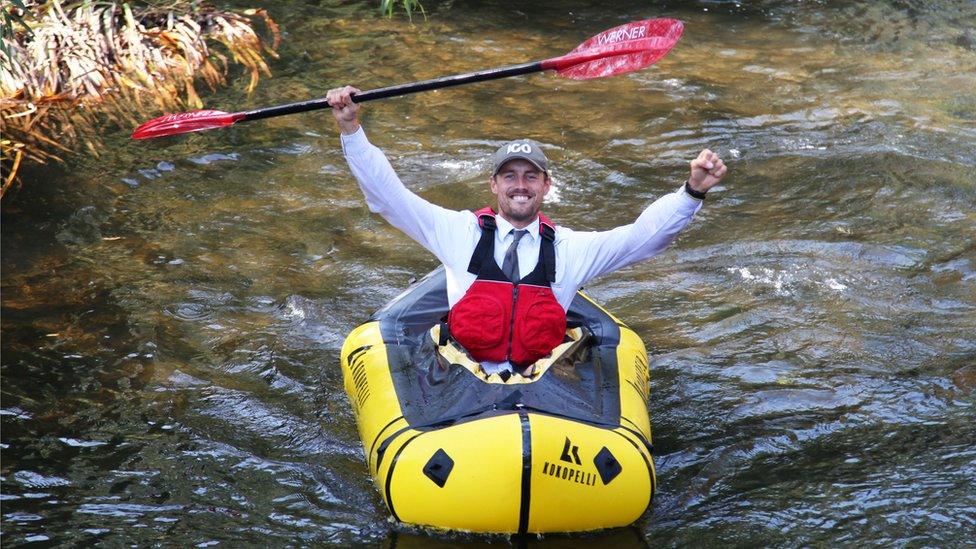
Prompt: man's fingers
<box><xmin>707</xmin><ymin>151</ymin><xmax>721</xmax><ymax>170</ymax></box>
<box><xmin>689</xmin><ymin>148</ymin><xmax>728</xmax><ymax>189</ymax></box>
<box><xmin>692</xmin><ymin>159</ymin><xmax>715</xmax><ymax>172</ymax></box>
<box><xmin>697</xmin><ymin>149</ymin><xmax>719</xmax><ymax>171</ymax></box>
<box><xmin>709</xmin><ymin>158</ymin><xmax>725</xmax><ymax>176</ymax></box>
<box><xmin>708</xmin><ymin>164</ymin><xmax>727</xmax><ymax>181</ymax></box>
<box><xmin>339</xmin><ymin>86</ymin><xmax>361</xmax><ymax>107</ymax></box>
<box><xmin>693</xmin><ymin>150</ymin><xmax>725</xmax><ymax>172</ymax></box>
<box><xmin>327</xmin><ymin>86</ymin><xmax>361</xmax><ymax>109</ymax></box>
<box><xmin>326</xmin><ymin>88</ymin><xmax>343</xmax><ymax>108</ymax></box>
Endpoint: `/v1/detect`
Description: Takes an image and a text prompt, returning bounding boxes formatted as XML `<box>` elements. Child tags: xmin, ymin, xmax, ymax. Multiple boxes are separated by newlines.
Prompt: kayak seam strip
<box><xmin>517</xmin><ymin>409</ymin><xmax>532</xmax><ymax>534</ymax></box>
<box><xmin>384</xmin><ymin>432</ymin><xmax>422</xmax><ymax>522</ymax></box>
<box><xmin>620</xmin><ymin>417</ymin><xmax>654</xmax><ymax>453</ymax></box>
<box><xmin>369</xmin><ymin>416</ymin><xmax>405</xmax><ymax>474</ymax></box>
<box><xmin>610</xmin><ymin>428</ymin><xmax>656</xmax><ymax>506</ymax></box>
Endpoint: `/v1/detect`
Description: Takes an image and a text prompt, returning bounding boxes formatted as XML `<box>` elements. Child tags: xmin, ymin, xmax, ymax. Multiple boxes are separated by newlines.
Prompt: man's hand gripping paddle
<box><xmin>131</xmin><ymin>18</ymin><xmax>683</xmax><ymax>140</ymax></box>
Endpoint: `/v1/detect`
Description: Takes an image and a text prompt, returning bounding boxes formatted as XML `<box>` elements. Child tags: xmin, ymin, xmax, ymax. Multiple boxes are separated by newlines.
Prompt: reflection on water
<box><xmin>3</xmin><ymin>0</ymin><xmax>975</xmax><ymax>545</ymax></box>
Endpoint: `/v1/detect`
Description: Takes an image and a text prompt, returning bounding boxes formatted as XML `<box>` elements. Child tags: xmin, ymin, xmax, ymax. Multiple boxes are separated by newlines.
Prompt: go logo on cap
<box><xmin>492</xmin><ymin>138</ymin><xmax>548</xmax><ymax>175</ymax></box>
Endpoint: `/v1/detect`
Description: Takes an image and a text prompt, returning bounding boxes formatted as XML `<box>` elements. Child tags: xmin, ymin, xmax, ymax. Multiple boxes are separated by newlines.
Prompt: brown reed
<box><xmin>0</xmin><ymin>0</ymin><xmax>279</xmax><ymax>197</ymax></box>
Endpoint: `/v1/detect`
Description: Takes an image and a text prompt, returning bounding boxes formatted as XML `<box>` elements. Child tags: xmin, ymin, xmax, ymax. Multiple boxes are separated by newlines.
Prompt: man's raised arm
<box><xmin>562</xmin><ymin>149</ymin><xmax>729</xmax><ymax>285</ymax></box>
<box><xmin>327</xmin><ymin>86</ymin><xmax>471</xmax><ymax>263</ymax></box>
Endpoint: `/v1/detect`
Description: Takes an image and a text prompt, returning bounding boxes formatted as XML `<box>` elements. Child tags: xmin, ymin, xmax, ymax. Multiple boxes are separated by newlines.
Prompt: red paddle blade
<box><xmin>131</xmin><ymin>110</ymin><xmax>245</xmax><ymax>140</ymax></box>
<box><xmin>543</xmin><ymin>18</ymin><xmax>683</xmax><ymax>80</ymax></box>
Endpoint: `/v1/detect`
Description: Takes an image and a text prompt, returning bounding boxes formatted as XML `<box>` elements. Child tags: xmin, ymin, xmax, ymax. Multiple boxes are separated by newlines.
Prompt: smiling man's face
<box><xmin>490</xmin><ymin>159</ymin><xmax>551</xmax><ymax>228</ymax></box>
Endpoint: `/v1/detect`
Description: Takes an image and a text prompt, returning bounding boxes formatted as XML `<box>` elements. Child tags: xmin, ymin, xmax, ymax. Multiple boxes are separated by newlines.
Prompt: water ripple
<box><xmin>10</xmin><ymin>471</ymin><xmax>72</xmax><ymax>489</ymax></box>
<box><xmin>77</xmin><ymin>503</ymin><xmax>184</xmax><ymax>518</ymax></box>
<box><xmin>194</xmin><ymin>388</ymin><xmax>358</xmax><ymax>458</ymax></box>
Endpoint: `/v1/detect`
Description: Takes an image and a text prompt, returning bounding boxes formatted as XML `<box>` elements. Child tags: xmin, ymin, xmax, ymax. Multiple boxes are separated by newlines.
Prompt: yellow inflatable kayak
<box><xmin>340</xmin><ymin>267</ymin><xmax>655</xmax><ymax>534</ymax></box>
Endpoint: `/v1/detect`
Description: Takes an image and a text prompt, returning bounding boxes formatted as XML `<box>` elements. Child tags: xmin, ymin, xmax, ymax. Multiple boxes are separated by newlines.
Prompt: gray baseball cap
<box><xmin>491</xmin><ymin>139</ymin><xmax>549</xmax><ymax>176</ymax></box>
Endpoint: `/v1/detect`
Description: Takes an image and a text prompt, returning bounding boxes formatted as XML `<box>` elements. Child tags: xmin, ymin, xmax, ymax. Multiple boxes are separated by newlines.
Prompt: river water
<box><xmin>3</xmin><ymin>0</ymin><xmax>975</xmax><ymax>546</ymax></box>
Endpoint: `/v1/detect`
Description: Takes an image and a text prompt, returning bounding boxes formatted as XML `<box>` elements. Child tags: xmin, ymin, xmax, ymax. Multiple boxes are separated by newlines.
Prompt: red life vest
<box><xmin>447</xmin><ymin>207</ymin><xmax>567</xmax><ymax>367</ymax></box>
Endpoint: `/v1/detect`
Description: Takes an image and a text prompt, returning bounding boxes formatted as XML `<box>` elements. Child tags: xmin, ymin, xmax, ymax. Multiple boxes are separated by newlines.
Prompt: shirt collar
<box><xmin>494</xmin><ymin>214</ymin><xmax>539</xmax><ymax>242</ymax></box>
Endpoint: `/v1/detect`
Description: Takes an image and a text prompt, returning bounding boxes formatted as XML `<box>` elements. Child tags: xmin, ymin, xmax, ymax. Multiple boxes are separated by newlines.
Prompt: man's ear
<box><xmin>489</xmin><ymin>176</ymin><xmax>499</xmax><ymax>196</ymax></box>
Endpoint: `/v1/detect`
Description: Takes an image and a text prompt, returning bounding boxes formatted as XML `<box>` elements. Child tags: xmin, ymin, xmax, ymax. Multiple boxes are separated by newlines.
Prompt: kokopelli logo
<box><xmin>560</xmin><ymin>437</ymin><xmax>582</xmax><ymax>465</ymax></box>
<box><xmin>507</xmin><ymin>143</ymin><xmax>532</xmax><ymax>154</ymax></box>
<box><xmin>542</xmin><ymin>436</ymin><xmax>596</xmax><ymax>487</ymax></box>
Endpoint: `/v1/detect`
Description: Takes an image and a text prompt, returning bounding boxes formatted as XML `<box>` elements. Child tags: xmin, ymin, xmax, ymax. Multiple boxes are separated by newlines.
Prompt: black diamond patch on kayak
<box><xmin>423</xmin><ymin>448</ymin><xmax>454</xmax><ymax>488</ymax></box>
<box><xmin>594</xmin><ymin>446</ymin><xmax>622</xmax><ymax>485</ymax></box>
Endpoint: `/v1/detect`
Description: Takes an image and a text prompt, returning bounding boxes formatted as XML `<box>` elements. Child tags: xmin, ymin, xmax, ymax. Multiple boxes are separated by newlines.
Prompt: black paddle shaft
<box><xmin>242</xmin><ymin>61</ymin><xmax>542</xmax><ymax>122</ymax></box>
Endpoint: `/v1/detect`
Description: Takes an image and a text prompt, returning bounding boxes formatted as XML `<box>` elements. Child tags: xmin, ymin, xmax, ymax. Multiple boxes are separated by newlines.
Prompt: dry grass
<box><xmin>0</xmin><ymin>0</ymin><xmax>279</xmax><ymax>197</ymax></box>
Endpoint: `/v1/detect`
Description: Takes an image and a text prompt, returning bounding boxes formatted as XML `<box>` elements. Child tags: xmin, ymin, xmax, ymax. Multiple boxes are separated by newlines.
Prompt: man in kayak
<box><xmin>327</xmin><ymin>85</ymin><xmax>726</xmax><ymax>376</ymax></box>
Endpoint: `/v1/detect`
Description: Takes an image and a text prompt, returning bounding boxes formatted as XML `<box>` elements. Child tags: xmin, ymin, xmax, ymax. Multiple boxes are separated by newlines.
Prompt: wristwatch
<box><xmin>684</xmin><ymin>180</ymin><xmax>707</xmax><ymax>200</ymax></box>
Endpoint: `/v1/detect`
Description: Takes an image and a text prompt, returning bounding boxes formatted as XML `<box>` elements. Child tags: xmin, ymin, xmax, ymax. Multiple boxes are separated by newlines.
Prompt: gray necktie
<box><xmin>502</xmin><ymin>229</ymin><xmax>528</xmax><ymax>281</ymax></box>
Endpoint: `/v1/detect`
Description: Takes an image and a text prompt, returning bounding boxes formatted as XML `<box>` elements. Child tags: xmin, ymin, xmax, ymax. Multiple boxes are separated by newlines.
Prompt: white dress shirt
<box><xmin>340</xmin><ymin>127</ymin><xmax>703</xmax><ymax>311</ymax></box>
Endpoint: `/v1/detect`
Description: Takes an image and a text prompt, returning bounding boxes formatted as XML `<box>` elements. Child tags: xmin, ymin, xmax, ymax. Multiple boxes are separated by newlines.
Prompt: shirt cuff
<box><xmin>339</xmin><ymin>126</ymin><xmax>369</xmax><ymax>156</ymax></box>
<box><xmin>676</xmin><ymin>184</ymin><xmax>705</xmax><ymax>210</ymax></box>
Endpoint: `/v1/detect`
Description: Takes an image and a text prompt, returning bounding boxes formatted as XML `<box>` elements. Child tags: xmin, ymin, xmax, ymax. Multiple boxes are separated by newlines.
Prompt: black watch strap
<box><xmin>684</xmin><ymin>180</ymin><xmax>707</xmax><ymax>200</ymax></box>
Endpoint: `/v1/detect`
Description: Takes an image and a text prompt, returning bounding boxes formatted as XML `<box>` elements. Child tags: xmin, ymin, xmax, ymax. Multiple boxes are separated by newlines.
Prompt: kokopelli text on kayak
<box><xmin>542</xmin><ymin>460</ymin><xmax>598</xmax><ymax>487</ymax></box>
<box><xmin>596</xmin><ymin>24</ymin><xmax>648</xmax><ymax>46</ymax></box>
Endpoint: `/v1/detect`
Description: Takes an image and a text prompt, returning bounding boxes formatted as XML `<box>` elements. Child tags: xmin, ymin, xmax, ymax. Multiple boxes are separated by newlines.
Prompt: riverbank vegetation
<box><xmin>382</xmin><ymin>0</ymin><xmax>424</xmax><ymax>19</ymax></box>
<box><xmin>0</xmin><ymin>0</ymin><xmax>280</xmax><ymax>197</ymax></box>
<box><xmin>0</xmin><ymin>0</ymin><xmax>430</xmax><ymax>198</ymax></box>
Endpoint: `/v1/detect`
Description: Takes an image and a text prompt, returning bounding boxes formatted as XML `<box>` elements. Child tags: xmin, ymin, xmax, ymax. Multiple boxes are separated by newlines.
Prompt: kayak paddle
<box><xmin>131</xmin><ymin>18</ymin><xmax>683</xmax><ymax>140</ymax></box>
